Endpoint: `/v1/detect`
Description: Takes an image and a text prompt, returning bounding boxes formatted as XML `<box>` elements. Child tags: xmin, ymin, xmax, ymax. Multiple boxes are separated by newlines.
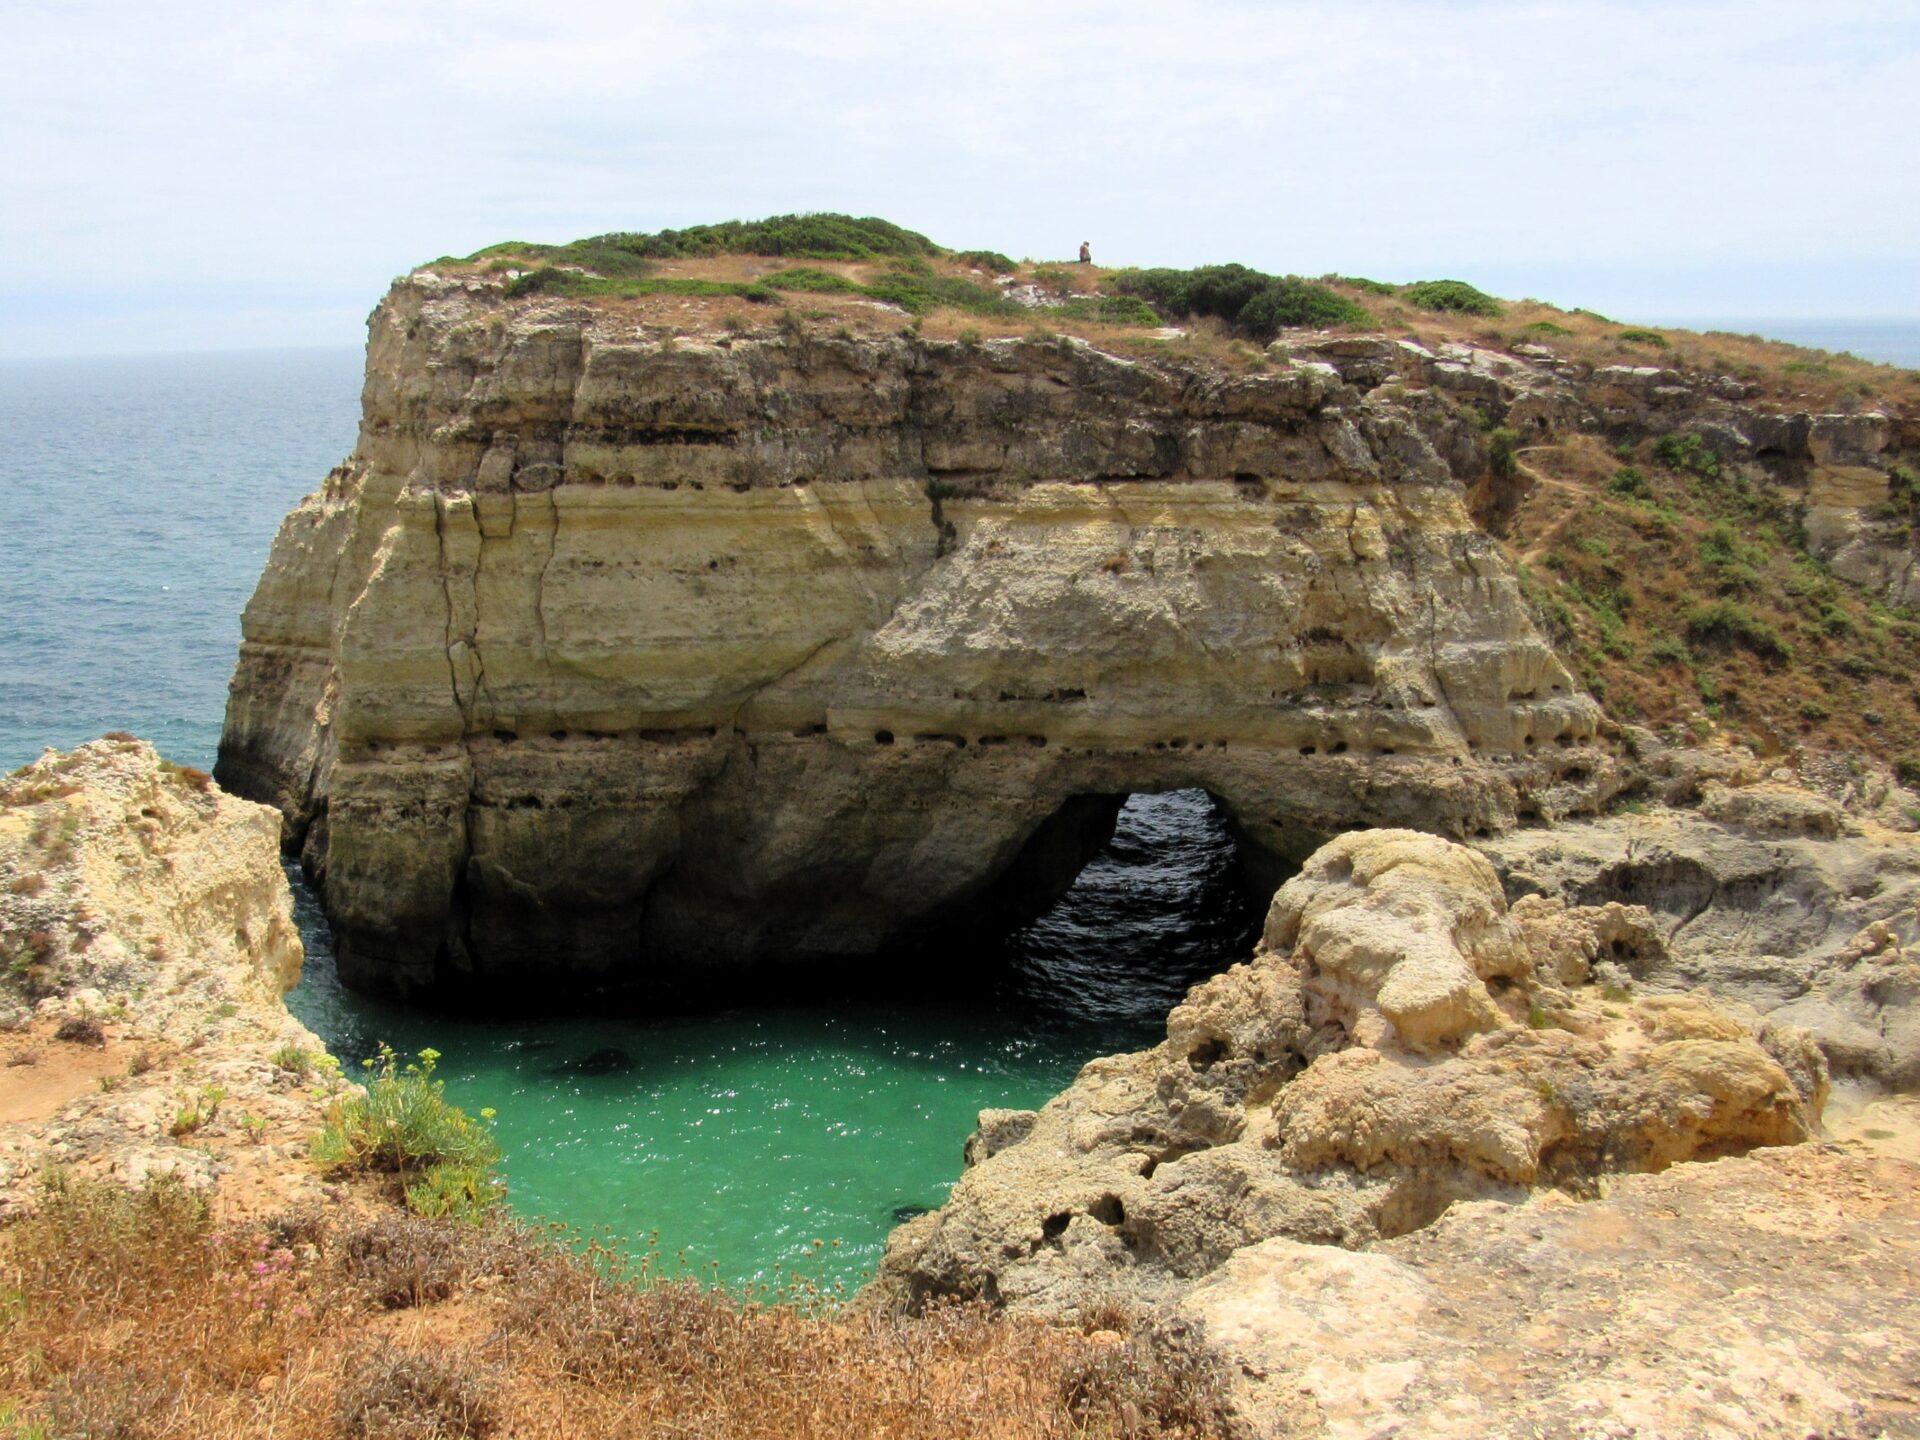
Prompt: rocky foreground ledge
<box><xmin>875</xmin><ymin>827</ymin><xmax>1920</xmax><ymax>1433</ymax></box>
<box><xmin>3</xmin><ymin>742</ymin><xmax>1918</xmax><ymax>1435</ymax></box>
<box><xmin>0</xmin><ymin>738</ymin><xmax>344</xmax><ymax>1219</ymax></box>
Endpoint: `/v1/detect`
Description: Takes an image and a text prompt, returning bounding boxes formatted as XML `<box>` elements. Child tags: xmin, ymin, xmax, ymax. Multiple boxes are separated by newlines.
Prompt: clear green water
<box><xmin>286</xmin><ymin>789</ymin><xmax>1263</xmax><ymax>1292</ymax></box>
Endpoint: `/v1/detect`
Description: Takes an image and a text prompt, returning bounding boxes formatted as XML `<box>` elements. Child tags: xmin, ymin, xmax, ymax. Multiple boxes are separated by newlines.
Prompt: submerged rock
<box><xmin>871</xmin><ymin>828</ymin><xmax>1824</xmax><ymax>1316</ymax></box>
<box><xmin>552</xmin><ymin>1047</ymin><xmax>636</xmax><ymax>1077</ymax></box>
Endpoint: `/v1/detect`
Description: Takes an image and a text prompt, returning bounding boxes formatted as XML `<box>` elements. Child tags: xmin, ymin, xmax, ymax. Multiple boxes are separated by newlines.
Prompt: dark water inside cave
<box><xmin>0</xmin><ymin>347</ymin><xmax>1268</xmax><ymax>1291</ymax></box>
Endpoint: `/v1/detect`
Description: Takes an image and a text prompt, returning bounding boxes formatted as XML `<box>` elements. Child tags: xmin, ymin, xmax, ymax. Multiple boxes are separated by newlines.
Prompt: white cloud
<box><xmin>2</xmin><ymin>0</ymin><xmax>1915</xmax><ymax>354</ymax></box>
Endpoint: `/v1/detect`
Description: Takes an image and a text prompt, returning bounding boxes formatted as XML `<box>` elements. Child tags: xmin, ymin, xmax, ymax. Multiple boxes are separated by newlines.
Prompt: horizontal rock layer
<box><xmin>220</xmin><ymin>281</ymin><xmax>1617</xmax><ymax>997</ymax></box>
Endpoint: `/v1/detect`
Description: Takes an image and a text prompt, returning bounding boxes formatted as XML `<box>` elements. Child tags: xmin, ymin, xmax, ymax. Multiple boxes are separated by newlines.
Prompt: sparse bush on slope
<box><xmin>1109</xmin><ymin>263</ymin><xmax>1370</xmax><ymax>339</ymax></box>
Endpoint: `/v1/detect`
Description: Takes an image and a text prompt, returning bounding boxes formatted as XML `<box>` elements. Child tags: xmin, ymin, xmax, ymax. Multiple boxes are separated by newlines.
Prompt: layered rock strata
<box><xmin>872</xmin><ymin>829</ymin><xmax>1825</xmax><ymax>1314</ymax></box>
<box><xmin>220</xmin><ymin>281</ymin><xmax>1634</xmax><ymax>997</ymax></box>
<box><xmin>0</xmin><ymin>740</ymin><xmax>342</xmax><ymax>1218</ymax></box>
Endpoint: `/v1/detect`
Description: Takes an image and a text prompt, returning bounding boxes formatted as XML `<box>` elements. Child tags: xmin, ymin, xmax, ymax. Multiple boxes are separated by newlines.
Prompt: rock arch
<box><xmin>218</xmin><ymin>286</ymin><xmax>1617</xmax><ymax>999</ymax></box>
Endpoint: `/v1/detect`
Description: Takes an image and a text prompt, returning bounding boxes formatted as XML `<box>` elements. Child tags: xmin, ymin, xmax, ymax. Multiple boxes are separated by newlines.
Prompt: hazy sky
<box><xmin>4</xmin><ymin>0</ymin><xmax>1917</xmax><ymax>357</ymax></box>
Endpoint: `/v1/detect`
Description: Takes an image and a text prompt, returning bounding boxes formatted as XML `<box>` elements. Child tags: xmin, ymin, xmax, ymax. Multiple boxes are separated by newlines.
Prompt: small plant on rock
<box><xmin>312</xmin><ymin>1047</ymin><xmax>502</xmax><ymax>1220</ymax></box>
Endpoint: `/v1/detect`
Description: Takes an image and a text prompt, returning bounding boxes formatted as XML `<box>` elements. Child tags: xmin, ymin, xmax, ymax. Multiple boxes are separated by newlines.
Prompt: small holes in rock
<box><xmin>874</xmin><ymin>730</ymin><xmax>894</xmax><ymax>746</ymax></box>
<box><xmin>1187</xmin><ymin>1038</ymin><xmax>1228</xmax><ymax>1072</ymax></box>
<box><xmin>1041</xmin><ymin>1213</ymin><xmax>1071</xmax><ymax>1241</ymax></box>
<box><xmin>1088</xmin><ymin>1195</ymin><xmax>1126</xmax><ymax>1227</ymax></box>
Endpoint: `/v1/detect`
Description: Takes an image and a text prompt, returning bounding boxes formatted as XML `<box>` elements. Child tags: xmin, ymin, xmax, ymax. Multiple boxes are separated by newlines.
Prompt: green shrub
<box><xmin>1608</xmin><ymin>465</ymin><xmax>1650</xmax><ymax>498</ymax></box>
<box><xmin>1895</xmin><ymin>756</ymin><xmax>1920</xmax><ymax>787</ymax></box>
<box><xmin>951</xmin><ymin>249</ymin><xmax>1016</xmax><ymax>273</ymax></box>
<box><xmin>1617</xmin><ymin>328</ymin><xmax>1671</xmax><ymax>349</ymax></box>
<box><xmin>583</xmin><ymin>213</ymin><xmax>940</xmax><ymax>262</ymax></box>
<box><xmin>1699</xmin><ymin>520</ymin><xmax>1768</xmax><ymax>592</ymax></box>
<box><xmin>313</xmin><ymin>1047</ymin><xmax>503</xmax><ymax>1220</ymax></box>
<box><xmin>1328</xmin><ymin>274</ymin><xmax>1398</xmax><ymax>295</ymax></box>
<box><xmin>861</xmin><ymin>270</ymin><xmax>1016</xmax><ymax>318</ymax></box>
<box><xmin>762</xmin><ymin>266</ymin><xmax>863</xmax><ymax>295</ymax></box>
<box><xmin>1052</xmin><ymin>295</ymin><xmax>1161</xmax><ymax>327</ymax></box>
<box><xmin>1647</xmin><ymin>634</ymin><xmax>1690</xmax><ymax>665</ymax></box>
<box><xmin>1488</xmin><ymin>427</ymin><xmax>1523</xmax><ymax>479</ymax></box>
<box><xmin>1653</xmin><ymin>432</ymin><xmax>1723</xmax><ymax>482</ymax></box>
<box><xmin>1524</xmin><ymin>320</ymin><xmax>1574</xmax><ymax>336</ymax></box>
<box><xmin>1402</xmin><ymin>279</ymin><xmax>1503</xmax><ymax>317</ymax></box>
<box><xmin>1108</xmin><ymin>263</ymin><xmax>1369</xmax><ymax>339</ymax></box>
<box><xmin>1684</xmin><ymin>599</ymin><xmax>1791</xmax><ymax>662</ymax></box>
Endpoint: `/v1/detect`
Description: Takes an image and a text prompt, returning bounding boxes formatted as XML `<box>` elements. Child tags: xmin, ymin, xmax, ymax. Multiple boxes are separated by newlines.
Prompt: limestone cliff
<box><xmin>220</xmin><ymin>277</ymin><xmax>1618</xmax><ymax>997</ymax></box>
<box><xmin>0</xmin><ymin>739</ymin><xmax>343</xmax><ymax>1218</ymax></box>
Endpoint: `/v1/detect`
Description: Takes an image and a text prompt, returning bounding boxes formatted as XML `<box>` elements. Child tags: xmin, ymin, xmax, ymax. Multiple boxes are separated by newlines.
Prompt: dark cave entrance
<box><xmin>962</xmin><ymin>789</ymin><xmax>1277</xmax><ymax>1031</ymax></box>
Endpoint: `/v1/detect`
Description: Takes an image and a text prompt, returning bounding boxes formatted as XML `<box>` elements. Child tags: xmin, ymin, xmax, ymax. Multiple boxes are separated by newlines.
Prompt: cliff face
<box><xmin>220</xmin><ymin>277</ymin><xmax>1616</xmax><ymax>997</ymax></box>
<box><xmin>0</xmin><ymin>739</ymin><xmax>340</xmax><ymax>1217</ymax></box>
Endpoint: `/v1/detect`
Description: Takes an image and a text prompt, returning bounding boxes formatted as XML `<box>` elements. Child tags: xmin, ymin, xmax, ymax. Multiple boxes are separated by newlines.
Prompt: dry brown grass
<box><xmin>0</xmin><ymin>1175</ymin><xmax>1245</xmax><ymax>1439</ymax></box>
<box><xmin>1500</xmin><ymin>432</ymin><xmax>1920</xmax><ymax>764</ymax></box>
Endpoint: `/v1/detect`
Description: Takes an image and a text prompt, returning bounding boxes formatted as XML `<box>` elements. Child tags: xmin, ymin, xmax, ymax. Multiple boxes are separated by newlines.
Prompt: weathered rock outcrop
<box><xmin>0</xmin><ymin>740</ymin><xmax>343</xmax><ymax>1218</ymax></box>
<box><xmin>871</xmin><ymin>830</ymin><xmax>1824</xmax><ymax>1314</ymax></box>
<box><xmin>1480</xmin><ymin>801</ymin><xmax>1920</xmax><ymax>1087</ymax></box>
<box><xmin>1184</xmin><ymin>1139</ymin><xmax>1920</xmax><ymax>1439</ymax></box>
<box><xmin>217</xmin><ymin>281</ymin><xmax>1623</xmax><ymax>998</ymax></box>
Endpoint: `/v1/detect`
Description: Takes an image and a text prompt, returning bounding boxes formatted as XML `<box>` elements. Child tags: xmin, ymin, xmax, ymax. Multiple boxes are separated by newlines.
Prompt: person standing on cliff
<box><xmin>1078</xmin><ymin>240</ymin><xmax>1092</xmax><ymax>264</ymax></box>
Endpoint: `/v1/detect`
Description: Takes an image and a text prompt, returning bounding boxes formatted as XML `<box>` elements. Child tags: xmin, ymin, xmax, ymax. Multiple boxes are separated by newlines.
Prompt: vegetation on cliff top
<box><xmin>452</xmin><ymin>212</ymin><xmax>1376</xmax><ymax>340</ymax></box>
<box><xmin>1107</xmin><ymin>263</ymin><xmax>1369</xmax><ymax>339</ymax></box>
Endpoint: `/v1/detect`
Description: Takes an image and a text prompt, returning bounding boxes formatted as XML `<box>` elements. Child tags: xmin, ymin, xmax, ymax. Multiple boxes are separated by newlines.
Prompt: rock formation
<box><xmin>1183</xmin><ymin>1140</ymin><xmax>1920</xmax><ymax>1438</ymax></box>
<box><xmin>0</xmin><ymin>739</ymin><xmax>342</xmax><ymax>1218</ymax></box>
<box><xmin>217</xmin><ymin>278</ymin><xmax>1621</xmax><ymax>998</ymax></box>
<box><xmin>871</xmin><ymin>829</ymin><xmax>1825</xmax><ymax>1314</ymax></box>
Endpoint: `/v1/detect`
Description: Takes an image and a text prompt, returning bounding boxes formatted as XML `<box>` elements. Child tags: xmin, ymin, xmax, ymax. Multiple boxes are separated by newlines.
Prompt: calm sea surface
<box><xmin>0</xmin><ymin>347</ymin><xmax>1263</xmax><ymax>1288</ymax></box>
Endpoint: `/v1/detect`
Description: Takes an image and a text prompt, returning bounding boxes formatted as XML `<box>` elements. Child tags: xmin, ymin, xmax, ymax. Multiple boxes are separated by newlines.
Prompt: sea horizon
<box><xmin>5</xmin><ymin>316</ymin><xmax>1918</xmax><ymax>371</ymax></box>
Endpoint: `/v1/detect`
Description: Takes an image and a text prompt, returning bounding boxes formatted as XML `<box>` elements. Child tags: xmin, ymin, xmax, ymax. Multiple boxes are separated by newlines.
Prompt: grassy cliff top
<box><xmin>428</xmin><ymin>214</ymin><xmax>1916</xmax><ymax>411</ymax></box>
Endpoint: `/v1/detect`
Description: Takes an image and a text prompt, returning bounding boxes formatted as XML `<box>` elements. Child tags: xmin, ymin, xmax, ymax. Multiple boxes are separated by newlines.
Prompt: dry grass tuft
<box><xmin>0</xmin><ymin>1175</ymin><xmax>1244</xmax><ymax>1439</ymax></box>
<box><xmin>336</xmin><ymin>1343</ymin><xmax>497</xmax><ymax>1440</ymax></box>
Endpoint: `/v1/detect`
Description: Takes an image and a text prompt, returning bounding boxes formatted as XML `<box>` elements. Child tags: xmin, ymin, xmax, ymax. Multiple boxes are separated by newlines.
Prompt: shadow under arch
<box><xmin>921</xmin><ymin>787</ymin><xmax>1290</xmax><ymax>1030</ymax></box>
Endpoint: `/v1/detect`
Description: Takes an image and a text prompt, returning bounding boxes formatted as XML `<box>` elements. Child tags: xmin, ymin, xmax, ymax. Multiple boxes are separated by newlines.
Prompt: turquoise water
<box><xmin>285</xmin><ymin>788</ymin><xmax>1260</xmax><ymax>1288</ymax></box>
<box><xmin>0</xmin><ymin>348</ymin><xmax>1262</xmax><ymax>1289</ymax></box>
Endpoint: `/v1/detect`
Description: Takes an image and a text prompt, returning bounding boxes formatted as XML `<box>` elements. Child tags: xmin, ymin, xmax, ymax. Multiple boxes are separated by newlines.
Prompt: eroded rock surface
<box><xmin>1480</xmin><ymin>805</ymin><xmax>1920</xmax><ymax>1087</ymax></box>
<box><xmin>871</xmin><ymin>829</ymin><xmax>1823</xmax><ymax>1315</ymax></box>
<box><xmin>218</xmin><ymin>281</ymin><xmax>1618</xmax><ymax>997</ymax></box>
<box><xmin>1184</xmin><ymin>1141</ymin><xmax>1920</xmax><ymax>1440</ymax></box>
<box><xmin>0</xmin><ymin>740</ymin><xmax>345</xmax><ymax>1219</ymax></box>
